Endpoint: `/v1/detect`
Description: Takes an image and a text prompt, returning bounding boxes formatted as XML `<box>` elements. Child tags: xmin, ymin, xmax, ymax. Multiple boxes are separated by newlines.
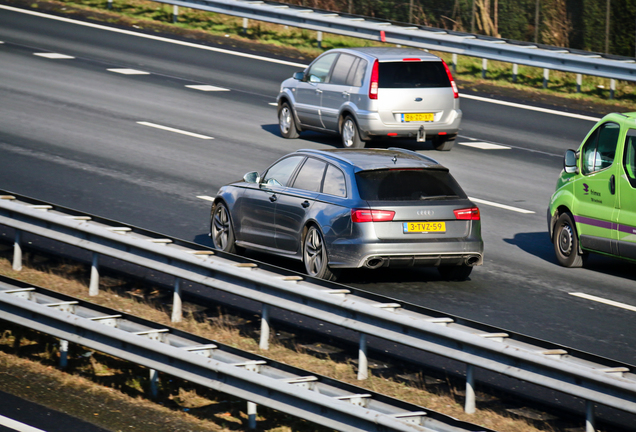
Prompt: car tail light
<box><xmin>442</xmin><ymin>60</ymin><xmax>459</xmax><ymax>99</ymax></box>
<box><xmin>351</xmin><ymin>209</ymin><xmax>395</xmax><ymax>223</ymax></box>
<box><xmin>402</xmin><ymin>58</ymin><xmax>421</xmax><ymax>61</ymax></box>
<box><xmin>369</xmin><ymin>59</ymin><xmax>379</xmax><ymax>100</ymax></box>
<box><xmin>454</xmin><ymin>207</ymin><xmax>480</xmax><ymax>220</ymax></box>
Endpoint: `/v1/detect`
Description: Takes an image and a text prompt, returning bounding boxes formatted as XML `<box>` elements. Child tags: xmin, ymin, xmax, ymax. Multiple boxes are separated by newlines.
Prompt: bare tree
<box><xmin>541</xmin><ymin>0</ymin><xmax>571</xmax><ymax>47</ymax></box>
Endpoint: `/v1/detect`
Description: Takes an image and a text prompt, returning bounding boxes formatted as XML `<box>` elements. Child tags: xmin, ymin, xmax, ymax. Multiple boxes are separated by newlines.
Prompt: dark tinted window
<box><xmin>346</xmin><ymin>58</ymin><xmax>367</xmax><ymax>87</ymax></box>
<box><xmin>292</xmin><ymin>158</ymin><xmax>326</xmax><ymax>192</ymax></box>
<box><xmin>322</xmin><ymin>164</ymin><xmax>347</xmax><ymax>197</ymax></box>
<box><xmin>378</xmin><ymin>61</ymin><xmax>450</xmax><ymax>89</ymax></box>
<box><xmin>330</xmin><ymin>54</ymin><xmax>357</xmax><ymax>85</ymax></box>
<box><xmin>623</xmin><ymin>130</ymin><xmax>636</xmax><ymax>188</ymax></box>
<box><xmin>263</xmin><ymin>156</ymin><xmax>303</xmax><ymax>187</ymax></box>
<box><xmin>355</xmin><ymin>169</ymin><xmax>466</xmax><ymax>201</ymax></box>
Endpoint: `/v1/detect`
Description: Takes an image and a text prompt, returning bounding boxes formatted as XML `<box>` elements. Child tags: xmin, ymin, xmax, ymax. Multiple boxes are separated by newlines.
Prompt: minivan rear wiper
<box><xmin>419</xmin><ymin>195</ymin><xmax>460</xmax><ymax>200</ymax></box>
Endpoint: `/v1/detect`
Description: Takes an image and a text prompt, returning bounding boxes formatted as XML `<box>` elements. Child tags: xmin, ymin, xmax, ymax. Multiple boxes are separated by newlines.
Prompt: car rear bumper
<box><xmin>356</xmin><ymin>109</ymin><xmax>462</xmax><ymax>140</ymax></box>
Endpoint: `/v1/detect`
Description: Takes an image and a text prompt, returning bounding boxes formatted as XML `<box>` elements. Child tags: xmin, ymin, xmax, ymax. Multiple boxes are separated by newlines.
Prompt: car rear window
<box><xmin>378</xmin><ymin>61</ymin><xmax>450</xmax><ymax>89</ymax></box>
<box><xmin>355</xmin><ymin>169</ymin><xmax>466</xmax><ymax>201</ymax></box>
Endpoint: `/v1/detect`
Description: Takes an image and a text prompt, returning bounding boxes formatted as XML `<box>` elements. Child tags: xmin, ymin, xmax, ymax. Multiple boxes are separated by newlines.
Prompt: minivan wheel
<box><xmin>278</xmin><ymin>102</ymin><xmax>299</xmax><ymax>139</ymax></box>
<box><xmin>303</xmin><ymin>226</ymin><xmax>338</xmax><ymax>281</ymax></box>
<box><xmin>438</xmin><ymin>265</ymin><xmax>473</xmax><ymax>281</ymax></box>
<box><xmin>210</xmin><ymin>202</ymin><xmax>237</xmax><ymax>254</ymax></box>
<box><xmin>341</xmin><ymin>116</ymin><xmax>365</xmax><ymax>149</ymax></box>
<box><xmin>553</xmin><ymin>212</ymin><xmax>586</xmax><ymax>267</ymax></box>
<box><xmin>432</xmin><ymin>136</ymin><xmax>455</xmax><ymax>151</ymax></box>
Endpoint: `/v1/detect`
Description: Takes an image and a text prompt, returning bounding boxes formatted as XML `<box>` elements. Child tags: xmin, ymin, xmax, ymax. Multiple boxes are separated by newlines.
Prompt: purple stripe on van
<box><xmin>574</xmin><ymin>215</ymin><xmax>636</xmax><ymax>235</ymax></box>
<box><xmin>619</xmin><ymin>224</ymin><xmax>636</xmax><ymax>235</ymax></box>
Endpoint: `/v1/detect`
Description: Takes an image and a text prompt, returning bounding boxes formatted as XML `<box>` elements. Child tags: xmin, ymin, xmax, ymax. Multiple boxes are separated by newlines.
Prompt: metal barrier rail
<box><xmin>151</xmin><ymin>0</ymin><xmax>636</xmax><ymax>81</ymax></box>
<box><xmin>1</xmin><ymin>191</ymin><xmax>635</xmax><ymax>432</ymax></box>
<box><xmin>0</xmin><ymin>275</ymin><xmax>490</xmax><ymax>432</ymax></box>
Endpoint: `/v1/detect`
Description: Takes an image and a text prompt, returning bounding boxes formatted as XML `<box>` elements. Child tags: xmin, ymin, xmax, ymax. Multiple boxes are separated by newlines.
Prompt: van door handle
<box><xmin>269</xmin><ymin>194</ymin><xmax>277</xmax><ymax>202</ymax></box>
<box><xmin>301</xmin><ymin>200</ymin><xmax>310</xmax><ymax>208</ymax></box>
<box><xmin>610</xmin><ymin>175</ymin><xmax>615</xmax><ymax>195</ymax></box>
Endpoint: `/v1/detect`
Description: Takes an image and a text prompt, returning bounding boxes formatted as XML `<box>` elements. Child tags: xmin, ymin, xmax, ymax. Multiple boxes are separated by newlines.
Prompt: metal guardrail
<box><xmin>154</xmin><ymin>0</ymin><xmax>636</xmax><ymax>81</ymax></box>
<box><xmin>0</xmin><ymin>275</ymin><xmax>489</xmax><ymax>432</ymax></box>
<box><xmin>1</xmin><ymin>191</ymin><xmax>635</xmax><ymax>432</ymax></box>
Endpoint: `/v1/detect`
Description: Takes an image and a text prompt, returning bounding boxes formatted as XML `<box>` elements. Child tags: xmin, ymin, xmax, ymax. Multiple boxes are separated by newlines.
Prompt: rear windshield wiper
<box><xmin>419</xmin><ymin>195</ymin><xmax>460</xmax><ymax>200</ymax></box>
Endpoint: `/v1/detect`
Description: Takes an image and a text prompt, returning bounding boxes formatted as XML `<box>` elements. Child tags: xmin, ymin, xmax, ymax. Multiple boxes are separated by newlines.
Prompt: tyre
<box><xmin>432</xmin><ymin>136</ymin><xmax>455</xmax><ymax>151</ymax></box>
<box><xmin>210</xmin><ymin>202</ymin><xmax>237</xmax><ymax>253</ymax></box>
<box><xmin>438</xmin><ymin>265</ymin><xmax>473</xmax><ymax>281</ymax></box>
<box><xmin>553</xmin><ymin>212</ymin><xmax>586</xmax><ymax>267</ymax></box>
<box><xmin>341</xmin><ymin>116</ymin><xmax>365</xmax><ymax>149</ymax></box>
<box><xmin>303</xmin><ymin>226</ymin><xmax>338</xmax><ymax>281</ymax></box>
<box><xmin>278</xmin><ymin>102</ymin><xmax>299</xmax><ymax>139</ymax></box>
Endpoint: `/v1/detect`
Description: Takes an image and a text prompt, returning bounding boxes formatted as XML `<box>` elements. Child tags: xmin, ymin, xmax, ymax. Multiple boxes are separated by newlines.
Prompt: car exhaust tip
<box><xmin>466</xmin><ymin>256</ymin><xmax>480</xmax><ymax>266</ymax></box>
<box><xmin>365</xmin><ymin>257</ymin><xmax>385</xmax><ymax>269</ymax></box>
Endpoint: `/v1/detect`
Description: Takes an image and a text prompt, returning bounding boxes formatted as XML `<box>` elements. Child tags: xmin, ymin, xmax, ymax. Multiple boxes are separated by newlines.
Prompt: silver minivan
<box><xmin>277</xmin><ymin>47</ymin><xmax>462</xmax><ymax>151</ymax></box>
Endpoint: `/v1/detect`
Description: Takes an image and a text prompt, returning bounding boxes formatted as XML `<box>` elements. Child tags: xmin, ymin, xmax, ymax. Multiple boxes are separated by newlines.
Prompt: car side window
<box><xmin>307</xmin><ymin>53</ymin><xmax>339</xmax><ymax>83</ymax></box>
<box><xmin>581</xmin><ymin>122</ymin><xmax>620</xmax><ymax>175</ymax></box>
<box><xmin>322</xmin><ymin>164</ymin><xmax>347</xmax><ymax>197</ymax></box>
<box><xmin>624</xmin><ymin>130</ymin><xmax>636</xmax><ymax>188</ymax></box>
<box><xmin>330</xmin><ymin>54</ymin><xmax>357</xmax><ymax>85</ymax></box>
<box><xmin>346</xmin><ymin>58</ymin><xmax>367</xmax><ymax>87</ymax></box>
<box><xmin>292</xmin><ymin>158</ymin><xmax>326</xmax><ymax>192</ymax></box>
<box><xmin>262</xmin><ymin>156</ymin><xmax>304</xmax><ymax>187</ymax></box>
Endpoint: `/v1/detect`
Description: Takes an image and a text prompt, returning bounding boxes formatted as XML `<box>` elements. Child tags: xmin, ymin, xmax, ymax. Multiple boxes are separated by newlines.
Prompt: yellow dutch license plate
<box><xmin>403</xmin><ymin>113</ymin><xmax>434</xmax><ymax>122</ymax></box>
<box><xmin>403</xmin><ymin>221</ymin><xmax>446</xmax><ymax>233</ymax></box>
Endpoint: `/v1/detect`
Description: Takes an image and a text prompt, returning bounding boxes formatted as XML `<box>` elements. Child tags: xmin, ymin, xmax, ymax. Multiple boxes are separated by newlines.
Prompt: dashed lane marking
<box><xmin>269</xmin><ymin>102</ymin><xmax>278</xmax><ymax>106</ymax></box>
<box><xmin>137</xmin><ymin>122</ymin><xmax>213</xmax><ymax>139</ymax></box>
<box><xmin>458</xmin><ymin>141</ymin><xmax>511</xmax><ymax>150</ymax></box>
<box><xmin>34</xmin><ymin>52</ymin><xmax>74</xmax><ymax>59</ymax></box>
<box><xmin>107</xmin><ymin>68</ymin><xmax>150</xmax><ymax>75</ymax></box>
<box><xmin>570</xmin><ymin>292</ymin><xmax>636</xmax><ymax>313</ymax></box>
<box><xmin>186</xmin><ymin>85</ymin><xmax>230</xmax><ymax>91</ymax></box>
<box><xmin>468</xmin><ymin>197</ymin><xmax>535</xmax><ymax>214</ymax></box>
<box><xmin>197</xmin><ymin>195</ymin><xmax>216</xmax><ymax>202</ymax></box>
<box><xmin>0</xmin><ymin>414</ymin><xmax>48</xmax><ymax>432</ymax></box>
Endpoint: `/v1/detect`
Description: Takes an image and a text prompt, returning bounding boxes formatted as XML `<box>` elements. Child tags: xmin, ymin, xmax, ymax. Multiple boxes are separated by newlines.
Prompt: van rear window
<box><xmin>355</xmin><ymin>169</ymin><xmax>466</xmax><ymax>201</ymax></box>
<box><xmin>378</xmin><ymin>61</ymin><xmax>450</xmax><ymax>89</ymax></box>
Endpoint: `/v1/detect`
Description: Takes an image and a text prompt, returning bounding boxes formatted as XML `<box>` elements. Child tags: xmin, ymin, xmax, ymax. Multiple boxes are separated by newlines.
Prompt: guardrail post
<box><xmin>481</xmin><ymin>58</ymin><xmax>487</xmax><ymax>79</ymax></box>
<box><xmin>171</xmin><ymin>278</ymin><xmax>182</xmax><ymax>323</ymax></box>
<box><xmin>173</xmin><ymin>5</ymin><xmax>178</xmax><ymax>23</ymax></box>
<box><xmin>59</xmin><ymin>339</ymin><xmax>69</xmax><ymax>369</ymax></box>
<box><xmin>247</xmin><ymin>401</ymin><xmax>257</xmax><ymax>429</ymax></box>
<box><xmin>512</xmin><ymin>63</ymin><xmax>518</xmax><ymax>83</ymax></box>
<box><xmin>317</xmin><ymin>31</ymin><xmax>323</xmax><ymax>49</ymax></box>
<box><xmin>243</xmin><ymin>17</ymin><xmax>248</xmax><ymax>34</ymax></box>
<box><xmin>107</xmin><ymin>0</ymin><xmax>112</xmax><ymax>10</ymax></box>
<box><xmin>149</xmin><ymin>369</ymin><xmax>159</xmax><ymax>399</ymax></box>
<box><xmin>465</xmin><ymin>364</ymin><xmax>476</xmax><ymax>414</ymax></box>
<box><xmin>452</xmin><ymin>53</ymin><xmax>457</xmax><ymax>73</ymax></box>
<box><xmin>357</xmin><ymin>333</ymin><xmax>368</xmax><ymax>380</ymax></box>
<box><xmin>543</xmin><ymin>68</ymin><xmax>550</xmax><ymax>89</ymax></box>
<box><xmin>12</xmin><ymin>230</ymin><xmax>22</xmax><ymax>271</ymax></box>
<box><xmin>585</xmin><ymin>400</ymin><xmax>595</xmax><ymax>432</ymax></box>
<box><xmin>89</xmin><ymin>253</ymin><xmax>99</xmax><ymax>296</ymax></box>
<box><xmin>576</xmin><ymin>74</ymin><xmax>583</xmax><ymax>93</ymax></box>
<box><xmin>609</xmin><ymin>79</ymin><xmax>615</xmax><ymax>99</ymax></box>
<box><xmin>259</xmin><ymin>304</ymin><xmax>270</xmax><ymax>350</ymax></box>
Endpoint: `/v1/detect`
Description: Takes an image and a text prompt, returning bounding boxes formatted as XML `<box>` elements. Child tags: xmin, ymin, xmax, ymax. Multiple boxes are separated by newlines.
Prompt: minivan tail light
<box><xmin>454</xmin><ymin>207</ymin><xmax>480</xmax><ymax>220</ymax></box>
<box><xmin>402</xmin><ymin>58</ymin><xmax>421</xmax><ymax>61</ymax></box>
<box><xmin>352</xmin><ymin>209</ymin><xmax>395</xmax><ymax>223</ymax></box>
<box><xmin>442</xmin><ymin>60</ymin><xmax>459</xmax><ymax>99</ymax></box>
<box><xmin>369</xmin><ymin>59</ymin><xmax>379</xmax><ymax>100</ymax></box>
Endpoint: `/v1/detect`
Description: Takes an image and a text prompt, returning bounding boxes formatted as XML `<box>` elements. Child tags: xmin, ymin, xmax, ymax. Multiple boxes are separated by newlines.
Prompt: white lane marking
<box><xmin>458</xmin><ymin>141</ymin><xmax>510</xmax><ymax>150</ymax></box>
<box><xmin>269</xmin><ymin>102</ymin><xmax>278</xmax><ymax>106</ymax></box>
<box><xmin>0</xmin><ymin>415</ymin><xmax>48</xmax><ymax>432</ymax></box>
<box><xmin>137</xmin><ymin>122</ymin><xmax>214</xmax><ymax>139</ymax></box>
<box><xmin>461</xmin><ymin>94</ymin><xmax>601</xmax><ymax>122</ymax></box>
<box><xmin>186</xmin><ymin>85</ymin><xmax>230</xmax><ymax>91</ymax></box>
<box><xmin>0</xmin><ymin>4</ymin><xmax>306</xmax><ymax>68</ymax></box>
<box><xmin>108</xmin><ymin>68</ymin><xmax>150</xmax><ymax>75</ymax></box>
<box><xmin>468</xmin><ymin>197</ymin><xmax>535</xmax><ymax>214</ymax></box>
<box><xmin>34</xmin><ymin>53</ymin><xmax>74</xmax><ymax>59</ymax></box>
<box><xmin>570</xmin><ymin>292</ymin><xmax>636</xmax><ymax>313</ymax></box>
<box><xmin>197</xmin><ymin>195</ymin><xmax>216</xmax><ymax>202</ymax></box>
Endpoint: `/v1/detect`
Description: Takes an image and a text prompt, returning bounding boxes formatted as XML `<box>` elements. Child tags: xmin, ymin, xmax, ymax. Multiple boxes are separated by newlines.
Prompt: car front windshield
<box><xmin>355</xmin><ymin>169</ymin><xmax>466</xmax><ymax>201</ymax></box>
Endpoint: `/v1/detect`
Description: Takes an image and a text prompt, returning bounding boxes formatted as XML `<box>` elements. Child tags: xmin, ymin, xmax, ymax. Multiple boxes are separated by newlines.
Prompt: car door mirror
<box><xmin>564</xmin><ymin>149</ymin><xmax>578</xmax><ymax>174</ymax></box>
<box><xmin>293</xmin><ymin>71</ymin><xmax>304</xmax><ymax>81</ymax></box>
<box><xmin>243</xmin><ymin>171</ymin><xmax>259</xmax><ymax>183</ymax></box>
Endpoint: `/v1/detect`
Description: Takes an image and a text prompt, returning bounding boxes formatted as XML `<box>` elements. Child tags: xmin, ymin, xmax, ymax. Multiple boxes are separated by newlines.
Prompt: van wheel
<box><xmin>432</xmin><ymin>136</ymin><xmax>455</xmax><ymax>151</ymax></box>
<box><xmin>438</xmin><ymin>265</ymin><xmax>472</xmax><ymax>281</ymax></box>
<box><xmin>341</xmin><ymin>116</ymin><xmax>365</xmax><ymax>149</ymax></box>
<box><xmin>553</xmin><ymin>213</ymin><xmax>586</xmax><ymax>267</ymax></box>
<box><xmin>303</xmin><ymin>226</ymin><xmax>338</xmax><ymax>281</ymax></box>
<box><xmin>278</xmin><ymin>102</ymin><xmax>299</xmax><ymax>139</ymax></box>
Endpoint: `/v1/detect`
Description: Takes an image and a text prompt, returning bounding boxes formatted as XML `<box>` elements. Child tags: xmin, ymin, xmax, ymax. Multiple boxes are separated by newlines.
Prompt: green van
<box><xmin>548</xmin><ymin>112</ymin><xmax>636</xmax><ymax>267</ymax></box>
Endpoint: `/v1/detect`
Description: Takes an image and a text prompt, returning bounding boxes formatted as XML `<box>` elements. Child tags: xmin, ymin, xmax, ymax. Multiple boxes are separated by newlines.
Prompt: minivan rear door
<box><xmin>320</xmin><ymin>54</ymin><xmax>366</xmax><ymax>131</ymax></box>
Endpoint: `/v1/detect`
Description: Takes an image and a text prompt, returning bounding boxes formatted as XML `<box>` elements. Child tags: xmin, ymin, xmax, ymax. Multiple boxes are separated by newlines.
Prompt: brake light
<box><xmin>351</xmin><ymin>209</ymin><xmax>395</xmax><ymax>223</ymax></box>
<box><xmin>454</xmin><ymin>207</ymin><xmax>480</xmax><ymax>220</ymax></box>
<box><xmin>369</xmin><ymin>59</ymin><xmax>379</xmax><ymax>100</ymax></box>
<box><xmin>402</xmin><ymin>58</ymin><xmax>421</xmax><ymax>61</ymax></box>
<box><xmin>442</xmin><ymin>59</ymin><xmax>459</xmax><ymax>99</ymax></box>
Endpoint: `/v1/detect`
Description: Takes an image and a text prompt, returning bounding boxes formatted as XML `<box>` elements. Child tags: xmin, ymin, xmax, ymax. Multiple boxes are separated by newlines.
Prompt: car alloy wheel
<box><xmin>303</xmin><ymin>226</ymin><xmax>337</xmax><ymax>281</ymax></box>
<box><xmin>211</xmin><ymin>202</ymin><xmax>237</xmax><ymax>253</ymax></box>
<box><xmin>278</xmin><ymin>103</ymin><xmax>299</xmax><ymax>139</ymax></box>
<box><xmin>341</xmin><ymin>116</ymin><xmax>364</xmax><ymax>149</ymax></box>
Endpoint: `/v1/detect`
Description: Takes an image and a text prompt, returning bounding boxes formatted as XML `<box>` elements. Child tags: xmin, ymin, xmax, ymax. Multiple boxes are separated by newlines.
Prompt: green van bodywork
<box><xmin>548</xmin><ymin>112</ymin><xmax>636</xmax><ymax>267</ymax></box>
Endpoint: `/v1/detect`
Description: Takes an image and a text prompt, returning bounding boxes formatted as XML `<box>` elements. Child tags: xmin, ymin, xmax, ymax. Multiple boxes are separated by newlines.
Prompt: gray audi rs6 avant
<box><xmin>210</xmin><ymin>148</ymin><xmax>483</xmax><ymax>281</ymax></box>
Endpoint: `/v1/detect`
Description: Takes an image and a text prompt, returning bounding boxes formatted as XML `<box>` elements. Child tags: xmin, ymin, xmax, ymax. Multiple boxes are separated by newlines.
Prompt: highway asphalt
<box><xmin>0</xmin><ymin>0</ymin><xmax>634</xmax><ymax>389</ymax></box>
